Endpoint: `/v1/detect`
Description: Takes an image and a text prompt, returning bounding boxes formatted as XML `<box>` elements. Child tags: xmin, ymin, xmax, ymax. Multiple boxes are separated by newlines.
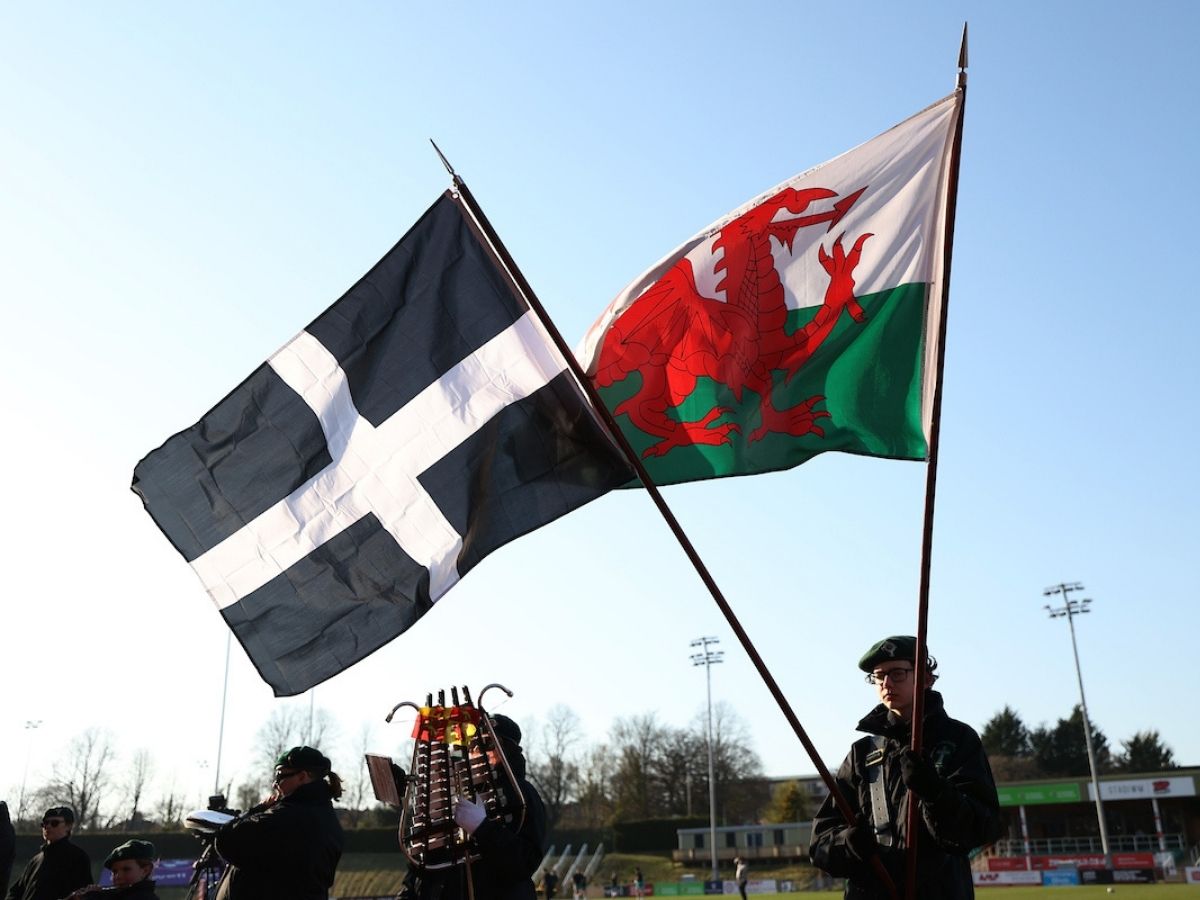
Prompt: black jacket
<box><xmin>213</xmin><ymin>781</ymin><xmax>344</xmax><ymax>900</ymax></box>
<box><xmin>4</xmin><ymin>837</ymin><xmax>92</xmax><ymax>900</ymax></box>
<box><xmin>399</xmin><ymin>747</ymin><xmax>547</xmax><ymax>900</ymax></box>
<box><xmin>810</xmin><ymin>691</ymin><xmax>1001</xmax><ymax>899</ymax></box>
<box><xmin>104</xmin><ymin>879</ymin><xmax>160</xmax><ymax>900</ymax></box>
<box><xmin>0</xmin><ymin>803</ymin><xmax>15</xmax><ymax>898</ymax></box>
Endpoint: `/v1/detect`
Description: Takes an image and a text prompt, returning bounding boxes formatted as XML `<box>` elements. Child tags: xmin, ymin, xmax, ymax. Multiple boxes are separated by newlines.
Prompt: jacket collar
<box><xmin>856</xmin><ymin>688</ymin><xmax>947</xmax><ymax>738</ymax></box>
<box><xmin>281</xmin><ymin>779</ymin><xmax>329</xmax><ymax>805</ymax></box>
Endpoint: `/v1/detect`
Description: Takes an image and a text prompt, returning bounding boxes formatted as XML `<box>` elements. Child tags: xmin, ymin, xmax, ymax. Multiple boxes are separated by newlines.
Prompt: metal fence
<box><xmin>991</xmin><ymin>833</ymin><xmax>1186</xmax><ymax>855</ymax></box>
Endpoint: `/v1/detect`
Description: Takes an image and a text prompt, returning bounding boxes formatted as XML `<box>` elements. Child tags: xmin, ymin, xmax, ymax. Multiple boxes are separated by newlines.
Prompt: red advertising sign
<box><xmin>987</xmin><ymin>857</ymin><xmax>1030</xmax><ymax>871</ymax></box>
<box><xmin>1111</xmin><ymin>853</ymin><xmax>1155</xmax><ymax>869</ymax></box>
<box><xmin>987</xmin><ymin>853</ymin><xmax>1155</xmax><ymax>872</ymax></box>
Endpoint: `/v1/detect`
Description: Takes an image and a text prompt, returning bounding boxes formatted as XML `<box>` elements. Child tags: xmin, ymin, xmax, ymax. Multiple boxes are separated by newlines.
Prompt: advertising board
<box><xmin>98</xmin><ymin>859</ymin><xmax>197</xmax><ymax>888</ymax></box>
<box><xmin>996</xmin><ymin>782</ymin><xmax>1080</xmax><ymax>806</ymax></box>
<box><xmin>1041</xmin><ymin>869</ymin><xmax>1080</xmax><ymax>886</ymax></box>
<box><xmin>1185</xmin><ymin>866</ymin><xmax>1200</xmax><ymax>883</ymax></box>
<box><xmin>973</xmin><ymin>871</ymin><xmax>1042</xmax><ymax>886</ymax></box>
<box><xmin>987</xmin><ymin>853</ymin><xmax>1153</xmax><ymax>871</ymax></box>
<box><xmin>1087</xmin><ymin>775</ymin><xmax>1197</xmax><ymax>800</ymax></box>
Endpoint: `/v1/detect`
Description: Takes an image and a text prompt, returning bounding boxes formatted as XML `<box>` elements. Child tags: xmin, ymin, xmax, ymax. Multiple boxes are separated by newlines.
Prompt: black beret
<box><xmin>489</xmin><ymin>714</ymin><xmax>522</xmax><ymax>746</ymax></box>
<box><xmin>104</xmin><ymin>839</ymin><xmax>156</xmax><ymax>869</ymax></box>
<box><xmin>858</xmin><ymin>635</ymin><xmax>925</xmax><ymax>672</ymax></box>
<box><xmin>275</xmin><ymin>746</ymin><xmax>331</xmax><ymax>775</ymax></box>
<box><xmin>43</xmin><ymin>806</ymin><xmax>75</xmax><ymax>824</ymax></box>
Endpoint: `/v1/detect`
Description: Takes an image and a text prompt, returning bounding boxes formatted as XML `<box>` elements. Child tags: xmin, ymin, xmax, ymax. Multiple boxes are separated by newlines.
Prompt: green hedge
<box><xmin>12</xmin><ymin>827</ymin><xmax>404</xmax><ymax>864</ymax></box>
<box><xmin>611</xmin><ymin>818</ymin><xmax>707</xmax><ymax>852</ymax></box>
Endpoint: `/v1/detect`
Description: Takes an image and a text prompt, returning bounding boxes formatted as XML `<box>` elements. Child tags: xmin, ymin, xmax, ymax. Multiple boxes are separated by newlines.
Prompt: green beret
<box><xmin>858</xmin><ymin>635</ymin><xmax>923</xmax><ymax>672</ymax></box>
<box><xmin>104</xmin><ymin>839</ymin><xmax>156</xmax><ymax>869</ymax></box>
<box><xmin>275</xmin><ymin>745</ymin><xmax>331</xmax><ymax>775</ymax></box>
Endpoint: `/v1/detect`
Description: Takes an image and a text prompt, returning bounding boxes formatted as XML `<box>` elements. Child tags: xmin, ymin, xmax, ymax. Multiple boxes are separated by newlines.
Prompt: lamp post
<box><xmin>1044</xmin><ymin>582</ymin><xmax>1110</xmax><ymax>863</ymax></box>
<box><xmin>214</xmin><ymin>632</ymin><xmax>231</xmax><ymax>796</ymax></box>
<box><xmin>17</xmin><ymin>719</ymin><xmax>42</xmax><ymax>825</ymax></box>
<box><xmin>690</xmin><ymin>636</ymin><xmax>723</xmax><ymax>882</ymax></box>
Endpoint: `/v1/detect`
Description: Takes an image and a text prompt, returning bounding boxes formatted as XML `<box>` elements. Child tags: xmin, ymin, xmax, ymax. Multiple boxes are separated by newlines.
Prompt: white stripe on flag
<box><xmin>190</xmin><ymin>311</ymin><xmax>568</xmax><ymax>610</ymax></box>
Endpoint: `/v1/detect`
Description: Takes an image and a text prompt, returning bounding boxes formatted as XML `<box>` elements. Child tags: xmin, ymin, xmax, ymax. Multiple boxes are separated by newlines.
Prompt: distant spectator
<box><xmin>0</xmin><ymin>803</ymin><xmax>14</xmax><ymax>897</ymax></box>
<box><xmin>5</xmin><ymin>806</ymin><xmax>91</xmax><ymax>900</ymax></box>
<box><xmin>632</xmin><ymin>867</ymin><xmax>644</xmax><ymax>898</ymax></box>
<box><xmin>542</xmin><ymin>868</ymin><xmax>558</xmax><ymax>899</ymax></box>
<box><xmin>571</xmin><ymin>869</ymin><xmax>587</xmax><ymax>900</ymax></box>
<box><xmin>734</xmin><ymin>857</ymin><xmax>748</xmax><ymax>900</ymax></box>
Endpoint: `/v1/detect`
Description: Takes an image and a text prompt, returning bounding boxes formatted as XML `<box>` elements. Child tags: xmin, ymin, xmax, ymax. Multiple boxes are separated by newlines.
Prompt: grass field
<box><xmin>150</xmin><ymin>850</ymin><xmax>1200</xmax><ymax>899</ymax></box>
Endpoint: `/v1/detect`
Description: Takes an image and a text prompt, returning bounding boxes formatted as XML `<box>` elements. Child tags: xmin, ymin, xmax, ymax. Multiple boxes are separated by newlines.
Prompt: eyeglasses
<box><xmin>865</xmin><ymin>666</ymin><xmax>914</xmax><ymax>685</ymax></box>
<box><xmin>273</xmin><ymin>769</ymin><xmax>303</xmax><ymax>785</ymax></box>
<box><xmin>42</xmin><ymin>819</ymin><xmax>65</xmax><ymax>827</ymax></box>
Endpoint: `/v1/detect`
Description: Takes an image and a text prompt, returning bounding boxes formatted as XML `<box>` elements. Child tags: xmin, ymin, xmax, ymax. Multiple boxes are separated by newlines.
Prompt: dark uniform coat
<box><xmin>0</xmin><ymin>803</ymin><xmax>15</xmax><ymax>898</ymax></box>
<box><xmin>4</xmin><ymin>837</ymin><xmax>92</xmax><ymax>900</ymax></box>
<box><xmin>399</xmin><ymin>746</ymin><xmax>547</xmax><ymax>900</ymax></box>
<box><xmin>810</xmin><ymin>690</ymin><xmax>1001</xmax><ymax>899</ymax></box>
<box><xmin>106</xmin><ymin>880</ymin><xmax>160</xmax><ymax>900</ymax></box>
<box><xmin>213</xmin><ymin>781</ymin><xmax>344</xmax><ymax>900</ymax></box>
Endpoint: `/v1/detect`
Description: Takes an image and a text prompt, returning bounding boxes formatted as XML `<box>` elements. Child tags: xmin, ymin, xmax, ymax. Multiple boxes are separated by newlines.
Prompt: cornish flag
<box><xmin>133</xmin><ymin>193</ymin><xmax>633</xmax><ymax>696</ymax></box>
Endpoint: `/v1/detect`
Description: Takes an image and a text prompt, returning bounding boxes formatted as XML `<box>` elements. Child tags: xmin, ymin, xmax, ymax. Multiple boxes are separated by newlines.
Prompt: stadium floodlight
<box><xmin>690</xmin><ymin>636</ymin><xmax>722</xmax><ymax>882</ymax></box>
<box><xmin>1043</xmin><ymin>582</ymin><xmax>1110</xmax><ymax>865</ymax></box>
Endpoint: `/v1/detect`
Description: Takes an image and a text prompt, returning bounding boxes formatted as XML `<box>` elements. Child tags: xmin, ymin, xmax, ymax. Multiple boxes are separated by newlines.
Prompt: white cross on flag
<box><xmin>133</xmin><ymin>193</ymin><xmax>633</xmax><ymax>696</ymax></box>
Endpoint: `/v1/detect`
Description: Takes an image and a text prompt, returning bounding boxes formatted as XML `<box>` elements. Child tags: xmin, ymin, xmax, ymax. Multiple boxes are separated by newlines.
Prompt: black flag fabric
<box><xmin>133</xmin><ymin>193</ymin><xmax>634</xmax><ymax>696</ymax></box>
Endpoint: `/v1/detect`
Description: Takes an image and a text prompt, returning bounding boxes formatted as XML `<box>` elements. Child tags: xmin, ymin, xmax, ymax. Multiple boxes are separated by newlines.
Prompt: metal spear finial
<box><xmin>957</xmin><ymin>23</ymin><xmax>969</xmax><ymax>87</ymax></box>
<box><xmin>430</xmin><ymin>139</ymin><xmax>456</xmax><ymax>179</ymax></box>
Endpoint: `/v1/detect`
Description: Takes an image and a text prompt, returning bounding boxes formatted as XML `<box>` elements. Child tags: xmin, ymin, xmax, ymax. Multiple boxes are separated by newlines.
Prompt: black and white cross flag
<box><xmin>133</xmin><ymin>193</ymin><xmax>634</xmax><ymax>696</ymax></box>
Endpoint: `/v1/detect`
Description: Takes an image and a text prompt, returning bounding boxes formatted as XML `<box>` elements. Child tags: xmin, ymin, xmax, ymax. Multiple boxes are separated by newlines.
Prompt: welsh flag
<box><xmin>577</xmin><ymin>92</ymin><xmax>963</xmax><ymax>485</ymax></box>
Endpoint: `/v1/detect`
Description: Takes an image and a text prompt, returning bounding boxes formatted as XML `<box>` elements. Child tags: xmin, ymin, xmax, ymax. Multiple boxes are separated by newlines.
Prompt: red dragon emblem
<box><xmin>594</xmin><ymin>185</ymin><xmax>873</xmax><ymax>458</ymax></box>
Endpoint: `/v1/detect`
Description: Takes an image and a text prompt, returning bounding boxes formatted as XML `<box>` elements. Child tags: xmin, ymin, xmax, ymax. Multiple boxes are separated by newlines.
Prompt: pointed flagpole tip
<box><xmin>430</xmin><ymin>139</ymin><xmax>456</xmax><ymax>178</ymax></box>
<box><xmin>958</xmin><ymin>23</ymin><xmax>969</xmax><ymax>71</ymax></box>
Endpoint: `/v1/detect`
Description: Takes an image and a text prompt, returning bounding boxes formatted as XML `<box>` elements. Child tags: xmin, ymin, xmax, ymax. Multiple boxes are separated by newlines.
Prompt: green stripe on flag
<box><xmin>600</xmin><ymin>281</ymin><xmax>929</xmax><ymax>486</ymax></box>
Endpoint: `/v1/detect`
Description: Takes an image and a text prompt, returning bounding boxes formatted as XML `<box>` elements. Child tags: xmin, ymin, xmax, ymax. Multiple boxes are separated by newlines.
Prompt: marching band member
<box><xmin>400</xmin><ymin>715</ymin><xmax>546</xmax><ymax>900</ymax></box>
<box><xmin>66</xmin><ymin>840</ymin><xmax>160</xmax><ymax>899</ymax></box>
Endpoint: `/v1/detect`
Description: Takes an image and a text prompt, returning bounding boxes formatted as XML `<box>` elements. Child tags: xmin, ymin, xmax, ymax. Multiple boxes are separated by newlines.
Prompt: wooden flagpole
<box><xmin>443</xmin><ymin>158</ymin><xmax>899</xmax><ymax>899</ymax></box>
<box><xmin>904</xmin><ymin>24</ymin><xmax>970</xmax><ymax>900</ymax></box>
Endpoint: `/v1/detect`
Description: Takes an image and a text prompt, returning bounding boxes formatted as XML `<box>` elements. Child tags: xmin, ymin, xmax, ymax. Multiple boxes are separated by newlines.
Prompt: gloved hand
<box><xmin>899</xmin><ymin>748</ymin><xmax>943</xmax><ymax>799</ymax></box>
<box><xmin>453</xmin><ymin>797</ymin><xmax>487</xmax><ymax>834</ymax></box>
<box><xmin>844</xmin><ymin>816</ymin><xmax>878</xmax><ymax>862</ymax></box>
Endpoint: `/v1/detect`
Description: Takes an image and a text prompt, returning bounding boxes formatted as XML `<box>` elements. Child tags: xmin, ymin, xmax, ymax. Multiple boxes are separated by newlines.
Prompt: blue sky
<box><xmin>2</xmin><ymin>2</ymin><xmax>1198</xmax><ymax>814</ymax></box>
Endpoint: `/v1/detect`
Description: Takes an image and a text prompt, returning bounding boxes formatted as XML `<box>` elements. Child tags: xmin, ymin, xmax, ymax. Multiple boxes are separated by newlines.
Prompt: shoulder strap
<box><xmin>865</xmin><ymin>734</ymin><xmax>894</xmax><ymax>848</ymax></box>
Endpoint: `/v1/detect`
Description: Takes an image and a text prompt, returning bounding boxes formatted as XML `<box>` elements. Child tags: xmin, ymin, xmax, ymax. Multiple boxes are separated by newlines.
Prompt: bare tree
<box><xmin>527</xmin><ymin>705</ymin><xmax>582</xmax><ymax>832</ymax></box>
<box><xmin>152</xmin><ymin>779</ymin><xmax>186</xmax><ymax>831</ymax></box>
<box><xmin>652</xmin><ymin>727</ymin><xmax>696</xmax><ymax>816</ymax></box>
<box><xmin>255</xmin><ymin>706</ymin><xmax>307</xmax><ymax>772</ymax></box>
<box><xmin>572</xmin><ymin>743</ymin><xmax>615</xmax><ymax>829</ymax></box>
<box><xmin>121</xmin><ymin>749</ymin><xmax>155</xmax><ymax>831</ymax></box>
<box><xmin>342</xmin><ymin>720</ymin><xmax>377</xmax><ymax>828</ymax></box>
<box><xmin>47</xmin><ymin>728</ymin><xmax>115</xmax><ymax>829</ymax></box>
<box><xmin>693</xmin><ymin>702</ymin><xmax>765</xmax><ymax>824</ymax></box>
<box><xmin>609</xmin><ymin>714</ymin><xmax>669</xmax><ymax>820</ymax></box>
<box><xmin>254</xmin><ymin>704</ymin><xmax>341</xmax><ymax>774</ymax></box>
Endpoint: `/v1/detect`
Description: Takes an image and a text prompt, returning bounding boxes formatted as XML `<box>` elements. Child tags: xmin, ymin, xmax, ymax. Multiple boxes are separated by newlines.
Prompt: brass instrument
<box><xmin>379</xmin><ymin>683</ymin><xmax>526</xmax><ymax>871</ymax></box>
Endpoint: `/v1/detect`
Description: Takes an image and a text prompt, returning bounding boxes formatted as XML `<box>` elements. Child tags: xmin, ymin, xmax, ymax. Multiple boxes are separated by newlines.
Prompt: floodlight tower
<box><xmin>1044</xmin><ymin>582</ymin><xmax>1110</xmax><ymax>863</ymax></box>
<box><xmin>690</xmin><ymin>636</ymin><xmax>723</xmax><ymax>882</ymax></box>
<box><xmin>18</xmin><ymin>719</ymin><xmax>42</xmax><ymax>824</ymax></box>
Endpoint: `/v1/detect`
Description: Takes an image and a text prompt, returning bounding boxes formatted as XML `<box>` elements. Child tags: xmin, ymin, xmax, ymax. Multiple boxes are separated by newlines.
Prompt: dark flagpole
<box><xmin>904</xmin><ymin>24</ymin><xmax>969</xmax><ymax>900</ymax></box>
<box><xmin>440</xmin><ymin>147</ymin><xmax>899</xmax><ymax>899</ymax></box>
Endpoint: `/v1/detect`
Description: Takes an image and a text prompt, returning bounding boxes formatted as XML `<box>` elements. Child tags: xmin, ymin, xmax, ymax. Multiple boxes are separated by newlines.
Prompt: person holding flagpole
<box><xmin>809</xmin><ymin>636</ymin><xmax>999</xmax><ymax>899</ymax></box>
